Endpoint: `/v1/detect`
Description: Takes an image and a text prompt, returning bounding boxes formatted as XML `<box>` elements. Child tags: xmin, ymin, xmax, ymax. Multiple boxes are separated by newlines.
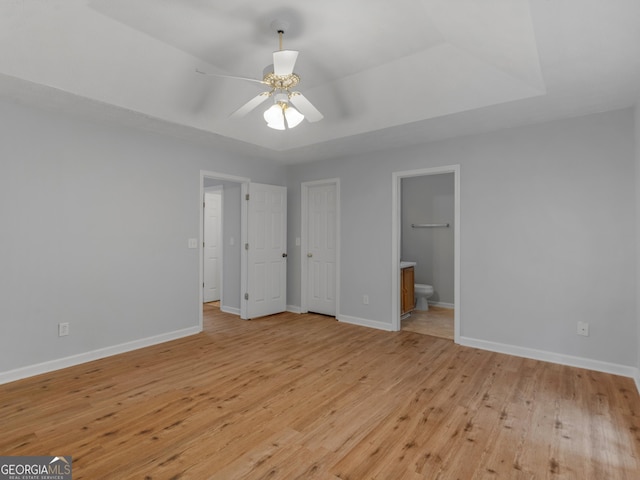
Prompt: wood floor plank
<box><xmin>1</xmin><ymin>305</ymin><xmax>639</xmax><ymax>479</ymax></box>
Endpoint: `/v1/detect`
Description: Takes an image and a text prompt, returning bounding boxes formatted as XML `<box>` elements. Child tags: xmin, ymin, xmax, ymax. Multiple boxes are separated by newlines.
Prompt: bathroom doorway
<box><xmin>391</xmin><ymin>166</ymin><xmax>460</xmax><ymax>341</ymax></box>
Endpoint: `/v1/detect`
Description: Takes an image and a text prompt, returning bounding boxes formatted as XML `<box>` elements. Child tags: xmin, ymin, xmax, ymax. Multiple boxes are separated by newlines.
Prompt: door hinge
<box><xmin>245</xmin><ymin>194</ymin><xmax>250</xmax><ymax>201</ymax></box>
<box><xmin>244</xmin><ymin>293</ymin><xmax>249</xmax><ymax>300</ymax></box>
<box><xmin>245</xmin><ymin>243</ymin><xmax>249</xmax><ymax>250</ymax></box>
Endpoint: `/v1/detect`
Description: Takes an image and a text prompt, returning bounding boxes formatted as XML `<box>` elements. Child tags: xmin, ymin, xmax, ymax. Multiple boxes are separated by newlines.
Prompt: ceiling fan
<box><xmin>197</xmin><ymin>25</ymin><xmax>323</xmax><ymax>130</ymax></box>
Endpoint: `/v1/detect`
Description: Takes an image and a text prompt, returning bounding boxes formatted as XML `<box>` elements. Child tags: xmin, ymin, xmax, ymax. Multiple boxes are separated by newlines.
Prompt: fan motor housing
<box><xmin>263</xmin><ymin>72</ymin><xmax>300</xmax><ymax>90</ymax></box>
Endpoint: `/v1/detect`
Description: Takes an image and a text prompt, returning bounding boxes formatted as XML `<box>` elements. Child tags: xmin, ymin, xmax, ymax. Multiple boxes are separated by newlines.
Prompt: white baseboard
<box><xmin>337</xmin><ymin>314</ymin><xmax>394</xmax><ymax>332</ymax></box>
<box><xmin>287</xmin><ymin>305</ymin><xmax>302</xmax><ymax>314</ymax></box>
<box><xmin>458</xmin><ymin>336</ymin><xmax>638</xmax><ymax>380</ymax></box>
<box><xmin>220</xmin><ymin>305</ymin><xmax>240</xmax><ymax>315</ymax></box>
<box><xmin>0</xmin><ymin>326</ymin><xmax>201</xmax><ymax>386</ymax></box>
<box><xmin>635</xmin><ymin>371</ymin><xmax>640</xmax><ymax>395</ymax></box>
<box><xmin>429</xmin><ymin>301</ymin><xmax>454</xmax><ymax>309</ymax></box>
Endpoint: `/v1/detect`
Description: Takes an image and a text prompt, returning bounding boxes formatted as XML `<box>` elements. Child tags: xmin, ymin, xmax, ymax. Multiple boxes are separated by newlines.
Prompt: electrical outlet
<box><xmin>363</xmin><ymin>294</ymin><xmax>369</xmax><ymax>305</ymax></box>
<box><xmin>58</xmin><ymin>322</ymin><xmax>70</xmax><ymax>337</ymax></box>
<box><xmin>577</xmin><ymin>321</ymin><xmax>589</xmax><ymax>336</ymax></box>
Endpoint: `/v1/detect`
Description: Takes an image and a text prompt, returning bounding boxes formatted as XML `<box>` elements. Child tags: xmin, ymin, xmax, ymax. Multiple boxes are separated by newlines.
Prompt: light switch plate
<box><xmin>188</xmin><ymin>238</ymin><xmax>198</xmax><ymax>249</ymax></box>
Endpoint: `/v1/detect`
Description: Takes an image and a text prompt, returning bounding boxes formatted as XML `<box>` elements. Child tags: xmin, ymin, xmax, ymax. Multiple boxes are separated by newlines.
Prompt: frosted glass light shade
<box><xmin>264</xmin><ymin>104</ymin><xmax>285</xmax><ymax>130</ymax></box>
<box><xmin>284</xmin><ymin>105</ymin><xmax>304</xmax><ymax>128</ymax></box>
<box><xmin>264</xmin><ymin>102</ymin><xmax>304</xmax><ymax>130</ymax></box>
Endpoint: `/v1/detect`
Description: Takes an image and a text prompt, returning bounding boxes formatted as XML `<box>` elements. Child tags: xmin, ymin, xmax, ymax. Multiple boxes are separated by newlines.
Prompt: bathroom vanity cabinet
<box><xmin>401</xmin><ymin>266</ymin><xmax>415</xmax><ymax>316</ymax></box>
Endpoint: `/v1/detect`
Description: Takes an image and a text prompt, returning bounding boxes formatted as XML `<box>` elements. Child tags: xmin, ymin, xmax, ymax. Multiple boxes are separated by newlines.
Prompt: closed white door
<box><xmin>246</xmin><ymin>183</ymin><xmax>287</xmax><ymax>319</ymax></box>
<box><xmin>306</xmin><ymin>183</ymin><xmax>337</xmax><ymax>315</ymax></box>
<box><xmin>203</xmin><ymin>191</ymin><xmax>222</xmax><ymax>302</ymax></box>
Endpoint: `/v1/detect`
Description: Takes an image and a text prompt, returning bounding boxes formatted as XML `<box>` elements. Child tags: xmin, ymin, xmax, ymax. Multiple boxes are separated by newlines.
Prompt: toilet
<box><xmin>414</xmin><ymin>283</ymin><xmax>434</xmax><ymax>311</ymax></box>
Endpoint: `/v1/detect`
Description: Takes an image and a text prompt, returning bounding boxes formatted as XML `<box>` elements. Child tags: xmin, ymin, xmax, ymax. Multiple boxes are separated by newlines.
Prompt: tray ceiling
<box><xmin>1</xmin><ymin>0</ymin><xmax>639</xmax><ymax>163</ymax></box>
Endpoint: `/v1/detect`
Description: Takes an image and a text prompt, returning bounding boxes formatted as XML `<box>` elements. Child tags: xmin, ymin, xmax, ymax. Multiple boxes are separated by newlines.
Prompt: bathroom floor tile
<box><xmin>402</xmin><ymin>306</ymin><xmax>454</xmax><ymax>340</ymax></box>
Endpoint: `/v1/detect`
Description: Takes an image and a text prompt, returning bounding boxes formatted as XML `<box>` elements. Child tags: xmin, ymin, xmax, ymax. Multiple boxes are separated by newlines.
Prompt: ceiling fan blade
<box><xmin>230</xmin><ymin>92</ymin><xmax>271</xmax><ymax>118</ymax></box>
<box><xmin>196</xmin><ymin>69</ymin><xmax>267</xmax><ymax>85</ymax></box>
<box><xmin>289</xmin><ymin>93</ymin><xmax>324</xmax><ymax>122</ymax></box>
<box><xmin>273</xmin><ymin>50</ymin><xmax>299</xmax><ymax>76</ymax></box>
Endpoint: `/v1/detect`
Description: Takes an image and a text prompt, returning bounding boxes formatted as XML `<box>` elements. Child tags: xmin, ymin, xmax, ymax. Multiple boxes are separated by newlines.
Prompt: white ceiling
<box><xmin>1</xmin><ymin>0</ymin><xmax>639</xmax><ymax>164</ymax></box>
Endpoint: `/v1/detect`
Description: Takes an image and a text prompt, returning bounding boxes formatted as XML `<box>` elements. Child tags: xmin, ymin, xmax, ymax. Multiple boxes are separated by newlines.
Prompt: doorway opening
<box><xmin>199</xmin><ymin>171</ymin><xmax>250</xmax><ymax>330</ymax></box>
<box><xmin>391</xmin><ymin>166</ymin><xmax>460</xmax><ymax>341</ymax></box>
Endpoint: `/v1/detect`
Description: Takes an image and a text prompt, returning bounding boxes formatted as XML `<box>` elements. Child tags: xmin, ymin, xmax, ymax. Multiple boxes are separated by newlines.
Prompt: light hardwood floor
<box><xmin>2</xmin><ymin>305</ymin><xmax>640</xmax><ymax>479</ymax></box>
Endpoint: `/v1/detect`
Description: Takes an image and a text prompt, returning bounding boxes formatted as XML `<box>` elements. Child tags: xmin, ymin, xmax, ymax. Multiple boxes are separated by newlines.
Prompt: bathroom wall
<box><xmin>401</xmin><ymin>173</ymin><xmax>454</xmax><ymax>306</ymax></box>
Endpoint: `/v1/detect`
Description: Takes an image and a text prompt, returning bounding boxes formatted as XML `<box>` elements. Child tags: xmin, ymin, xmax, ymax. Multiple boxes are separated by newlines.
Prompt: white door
<box><xmin>306</xmin><ymin>183</ymin><xmax>337</xmax><ymax>315</ymax></box>
<box><xmin>246</xmin><ymin>183</ymin><xmax>287</xmax><ymax>319</ymax></box>
<box><xmin>203</xmin><ymin>191</ymin><xmax>222</xmax><ymax>302</ymax></box>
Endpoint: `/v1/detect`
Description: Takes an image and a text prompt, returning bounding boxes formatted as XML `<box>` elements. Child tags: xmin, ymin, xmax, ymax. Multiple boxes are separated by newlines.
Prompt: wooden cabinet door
<box><xmin>401</xmin><ymin>267</ymin><xmax>414</xmax><ymax>315</ymax></box>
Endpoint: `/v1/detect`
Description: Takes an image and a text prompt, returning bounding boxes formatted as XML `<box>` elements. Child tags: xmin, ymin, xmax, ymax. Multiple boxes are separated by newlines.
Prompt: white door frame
<box><xmin>391</xmin><ymin>165</ymin><xmax>460</xmax><ymax>341</ymax></box>
<box><xmin>199</xmin><ymin>170</ymin><xmax>251</xmax><ymax>330</ymax></box>
<box><xmin>301</xmin><ymin>178</ymin><xmax>340</xmax><ymax>315</ymax></box>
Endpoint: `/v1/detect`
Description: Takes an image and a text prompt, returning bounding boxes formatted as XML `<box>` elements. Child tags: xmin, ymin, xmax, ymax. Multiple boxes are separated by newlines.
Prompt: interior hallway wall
<box><xmin>220</xmin><ymin>184</ymin><xmax>242</xmax><ymax>313</ymax></box>
<box><xmin>203</xmin><ymin>180</ymin><xmax>242</xmax><ymax>312</ymax></box>
<box><xmin>635</xmin><ymin>102</ymin><xmax>640</xmax><ymax>381</ymax></box>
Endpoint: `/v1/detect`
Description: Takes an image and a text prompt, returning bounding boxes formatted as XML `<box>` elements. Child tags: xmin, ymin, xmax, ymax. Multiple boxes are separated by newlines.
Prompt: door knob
<box><xmin>307</xmin><ymin>253</ymin><xmax>313</xmax><ymax>258</ymax></box>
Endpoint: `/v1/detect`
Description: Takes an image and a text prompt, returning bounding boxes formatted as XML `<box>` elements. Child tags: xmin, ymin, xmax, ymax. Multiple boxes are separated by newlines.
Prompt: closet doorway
<box><xmin>301</xmin><ymin>179</ymin><xmax>340</xmax><ymax>317</ymax></box>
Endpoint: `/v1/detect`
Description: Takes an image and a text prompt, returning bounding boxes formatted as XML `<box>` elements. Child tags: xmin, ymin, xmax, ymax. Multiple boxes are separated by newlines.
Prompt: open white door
<box><xmin>246</xmin><ymin>183</ymin><xmax>287</xmax><ymax>319</ymax></box>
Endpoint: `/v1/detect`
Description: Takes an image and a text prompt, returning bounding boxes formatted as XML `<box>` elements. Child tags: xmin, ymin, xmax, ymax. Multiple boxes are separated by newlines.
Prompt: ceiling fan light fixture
<box><xmin>264</xmin><ymin>101</ymin><xmax>304</xmax><ymax>130</ymax></box>
<box><xmin>204</xmin><ymin>24</ymin><xmax>322</xmax><ymax>128</ymax></box>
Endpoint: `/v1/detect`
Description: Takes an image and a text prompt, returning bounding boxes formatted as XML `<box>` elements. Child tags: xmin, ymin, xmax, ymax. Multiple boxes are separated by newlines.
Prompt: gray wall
<box><xmin>0</xmin><ymin>98</ymin><xmax>284</xmax><ymax>373</ymax></box>
<box><xmin>401</xmin><ymin>173</ymin><xmax>454</xmax><ymax>305</ymax></box>
<box><xmin>287</xmin><ymin>108</ymin><xmax>637</xmax><ymax>367</ymax></box>
<box><xmin>1</xmin><ymin>95</ymin><xmax>637</xmax><ymax>378</ymax></box>
<box><xmin>636</xmin><ymin>103</ymin><xmax>640</xmax><ymax>379</ymax></box>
